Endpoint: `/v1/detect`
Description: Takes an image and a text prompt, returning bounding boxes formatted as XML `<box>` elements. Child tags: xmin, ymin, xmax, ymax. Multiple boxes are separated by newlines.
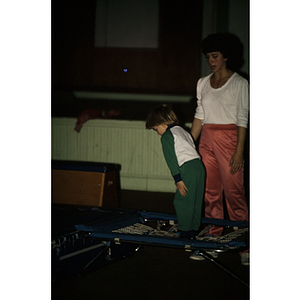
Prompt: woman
<box><xmin>190</xmin><ymin>33</ymin><xmax>249</xmax><ymax>265</ymax></box>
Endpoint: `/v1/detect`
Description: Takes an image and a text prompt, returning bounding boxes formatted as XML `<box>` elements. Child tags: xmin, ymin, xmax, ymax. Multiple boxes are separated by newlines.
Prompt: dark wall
<box><xmin>52</xmin><ymin>0</ymin><xmax>203</xmax><ymax>95</ymax></box>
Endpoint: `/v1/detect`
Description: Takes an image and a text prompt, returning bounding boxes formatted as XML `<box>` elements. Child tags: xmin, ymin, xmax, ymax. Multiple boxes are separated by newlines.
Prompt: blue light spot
<box><xmin>123</xmin><ymin>68</ymin><xmax>128</xmax><ymax>73</ymax></box>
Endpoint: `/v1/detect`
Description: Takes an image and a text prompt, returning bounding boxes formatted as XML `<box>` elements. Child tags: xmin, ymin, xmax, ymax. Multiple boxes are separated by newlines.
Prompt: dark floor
<box><xmin>52</xmin><ymin>190</ymin><xmax>250</xmax><ymax>300</ymax></box>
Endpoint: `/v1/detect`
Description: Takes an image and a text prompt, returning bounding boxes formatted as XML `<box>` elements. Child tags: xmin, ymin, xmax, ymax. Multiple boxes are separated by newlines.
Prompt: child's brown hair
<box><xmin>146</xmin><ymin>104</ymin><xmax>179</xmax><ymax>129</ymax></box>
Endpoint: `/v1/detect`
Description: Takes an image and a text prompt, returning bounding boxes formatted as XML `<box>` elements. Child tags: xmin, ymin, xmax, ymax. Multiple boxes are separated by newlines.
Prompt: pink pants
<box><xmin>199</xmin><ymin>124</ymin><xmax>249</xmax><ymax>236</ymax></box>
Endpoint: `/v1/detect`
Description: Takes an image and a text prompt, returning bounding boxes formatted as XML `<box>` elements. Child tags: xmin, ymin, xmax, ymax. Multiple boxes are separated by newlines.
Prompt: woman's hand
<box><xmin>229</xmin><ymin>151</ymin><xmax>243</xmax><ymax>174</ymax></box>
<box><xmin>176</xmin><ymin>181</ymin><xmax>188</xmax><ymax>196</ymax></box>
<box><xmin>229</xmin><ymin>126</ymin><xmax>247</xmax><ymax>175</ymax></box>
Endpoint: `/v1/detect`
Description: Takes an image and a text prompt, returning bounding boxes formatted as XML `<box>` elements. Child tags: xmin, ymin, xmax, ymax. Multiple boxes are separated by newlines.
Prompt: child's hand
<box><xmin>176</xmin><ymin>181</ymin><xmax>188</xmax><ymax>197</ymax></box>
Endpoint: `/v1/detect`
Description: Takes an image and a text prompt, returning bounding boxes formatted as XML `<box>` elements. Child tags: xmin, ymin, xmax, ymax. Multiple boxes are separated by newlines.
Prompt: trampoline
<box><xmin>52</xmin><ymin>205</ymin><xmax>249</xmax><ymax>286</ymax></box>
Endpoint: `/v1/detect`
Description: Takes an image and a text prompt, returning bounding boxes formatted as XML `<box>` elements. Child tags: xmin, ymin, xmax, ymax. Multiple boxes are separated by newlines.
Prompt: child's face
<box><xmin>153</xmin><ymin>124</ymin><xmax>168</xmax><ymax>136</ymax></box>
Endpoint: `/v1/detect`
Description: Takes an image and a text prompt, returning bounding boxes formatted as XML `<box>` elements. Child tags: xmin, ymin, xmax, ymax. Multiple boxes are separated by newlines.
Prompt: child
<box><xmin>146</xmin><ymin>104</ymin><xmax>205</xmax><ymax>239</ymax></box>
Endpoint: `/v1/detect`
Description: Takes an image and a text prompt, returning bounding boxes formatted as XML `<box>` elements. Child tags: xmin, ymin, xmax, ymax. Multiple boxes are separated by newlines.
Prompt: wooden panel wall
<box><xmin>52</xmin><ymin>0</ymin><xmax>203</xmax><ymax>95</ymax></box>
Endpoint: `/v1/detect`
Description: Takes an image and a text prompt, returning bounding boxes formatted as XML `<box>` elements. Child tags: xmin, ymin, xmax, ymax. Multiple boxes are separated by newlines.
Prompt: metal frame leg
<box><xmin>199</xmin><ymin>252</ymin><xmax>249</xmax><ymax>288</ymax></box>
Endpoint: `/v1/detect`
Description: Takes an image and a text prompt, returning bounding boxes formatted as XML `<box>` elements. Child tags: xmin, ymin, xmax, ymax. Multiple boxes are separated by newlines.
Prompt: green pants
<box><xmin>174</xmin><ymin>159</ymin><xmax>205</xmax><ymax>232</ymax></box>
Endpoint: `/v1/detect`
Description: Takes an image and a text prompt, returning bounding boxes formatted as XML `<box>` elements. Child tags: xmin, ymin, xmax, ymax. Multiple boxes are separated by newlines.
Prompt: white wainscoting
<box><xmin>51</xmin><ymin>118</ymin><xmax>177</xmax><ymax>192</ymax></box>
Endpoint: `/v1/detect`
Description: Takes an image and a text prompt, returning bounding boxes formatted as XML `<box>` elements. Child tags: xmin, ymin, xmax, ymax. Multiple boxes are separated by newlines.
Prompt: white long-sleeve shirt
<box><xmin>161</xmin><ymin>125</ymin><xmax>201</xmax><ymax>183</ymax></box>
<box><xmin>194</xmin><ymin>72</ymin><xmax>249</xmax><ymax>128</ymax></box>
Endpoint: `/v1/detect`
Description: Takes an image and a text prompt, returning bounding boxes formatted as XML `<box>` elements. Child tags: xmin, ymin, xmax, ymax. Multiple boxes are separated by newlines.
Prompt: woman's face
<box><xmin>205</xmin><ymin>51</ymin><xmax>228</xmax><ymax>73</ymax></box>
